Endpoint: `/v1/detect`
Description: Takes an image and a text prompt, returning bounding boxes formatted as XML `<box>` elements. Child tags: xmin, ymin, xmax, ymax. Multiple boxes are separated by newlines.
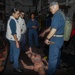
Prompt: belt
<box><xmin>53</xmin><ymin>35</ymin><xmax>63</xmax><ymax>37</ymax></box>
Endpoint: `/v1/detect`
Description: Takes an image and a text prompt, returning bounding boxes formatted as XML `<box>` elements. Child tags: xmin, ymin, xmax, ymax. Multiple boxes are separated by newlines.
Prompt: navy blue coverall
<box><xmin>48</xmin><ymin>10</ymin><xmax>65</xmax><ymax>75</ymax></box>
<box><xmin>27</xmin><ymin>19</ymin><xmax>39</xmax><ymax>47</ymax></box>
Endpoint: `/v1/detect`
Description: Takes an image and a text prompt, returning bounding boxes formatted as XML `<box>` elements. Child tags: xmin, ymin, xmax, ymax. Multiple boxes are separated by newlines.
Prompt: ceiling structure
<box><xmin>9</xmin><ymin>0</ymin><xmax>75</xmax><ymax>8</ymax></box>
<box><xmin>5</xmin><ymin>0</ymin><xmax>75</xmax><ymax>19</ymax></box>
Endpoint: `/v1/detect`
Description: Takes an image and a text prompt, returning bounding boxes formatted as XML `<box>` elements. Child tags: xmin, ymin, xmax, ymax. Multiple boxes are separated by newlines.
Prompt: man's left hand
<box><xmin>44</xmin><ymin>39</ymin><xmax>50</xmax><ymax>45</ymax></box>
<box><xmin>45</xmin><ymin>39</ymin><xmax>55</xmax><ymax>45</ymax></box>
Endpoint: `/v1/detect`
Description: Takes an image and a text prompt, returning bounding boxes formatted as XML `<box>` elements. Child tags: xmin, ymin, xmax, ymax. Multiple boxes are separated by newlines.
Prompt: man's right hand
<box><xmin>39</xmin><ymin>31</ymin><xmax>45</xmax><ymax>37</ymax></box>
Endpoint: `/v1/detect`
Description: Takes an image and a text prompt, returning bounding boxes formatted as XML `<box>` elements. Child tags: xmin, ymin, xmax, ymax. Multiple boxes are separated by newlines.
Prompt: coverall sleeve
<box><xmin>10</xmin><ymin>19</ymin><xmax>16</xmax><ymax>35</ymax></box>
<box><xmin>36</xmin><ymin>20</ymin><xmax>39</xmax><ymax>27</ymax></box>
<box><xmin>51</xmin><ymin>14</ymin><xmax>61</xmax><ymax>30</ymax></box>
<box><xmin>27</xmin><ymin>21</ymin><xmax>32</xmax><ymax>29</ymax></box>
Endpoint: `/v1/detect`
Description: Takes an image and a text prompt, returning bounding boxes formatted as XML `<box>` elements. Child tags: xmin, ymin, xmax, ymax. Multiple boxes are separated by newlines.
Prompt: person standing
<box><xmin>40</xmin><ymin>2</ymin><xmax>65</xmax><ymax>75</ymax></box>
<box><xmin>18</xmin><ymin>10</ymin><xmax>27</xmax><ymax>51</ymax></box>
<box><xmin>6</xmin><ymin>8</ymin><xmax>23</xmax><ymax>72</ymax></box>
<box><xmin>27</xmin><ymin>13</ymin><xmax>40</xmax><ymax>50</ymax></box>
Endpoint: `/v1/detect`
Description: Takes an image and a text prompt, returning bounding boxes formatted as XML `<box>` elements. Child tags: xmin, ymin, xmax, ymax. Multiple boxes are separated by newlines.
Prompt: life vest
<box><xmin>6</xmin><ymin>16</ymin><xmax>21</xmax><ymax>41</ymax></box>
<box><xmin>18</xmin><ymin>17</ymin><xmax>27</xmax><ymax>34</ymax></box>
